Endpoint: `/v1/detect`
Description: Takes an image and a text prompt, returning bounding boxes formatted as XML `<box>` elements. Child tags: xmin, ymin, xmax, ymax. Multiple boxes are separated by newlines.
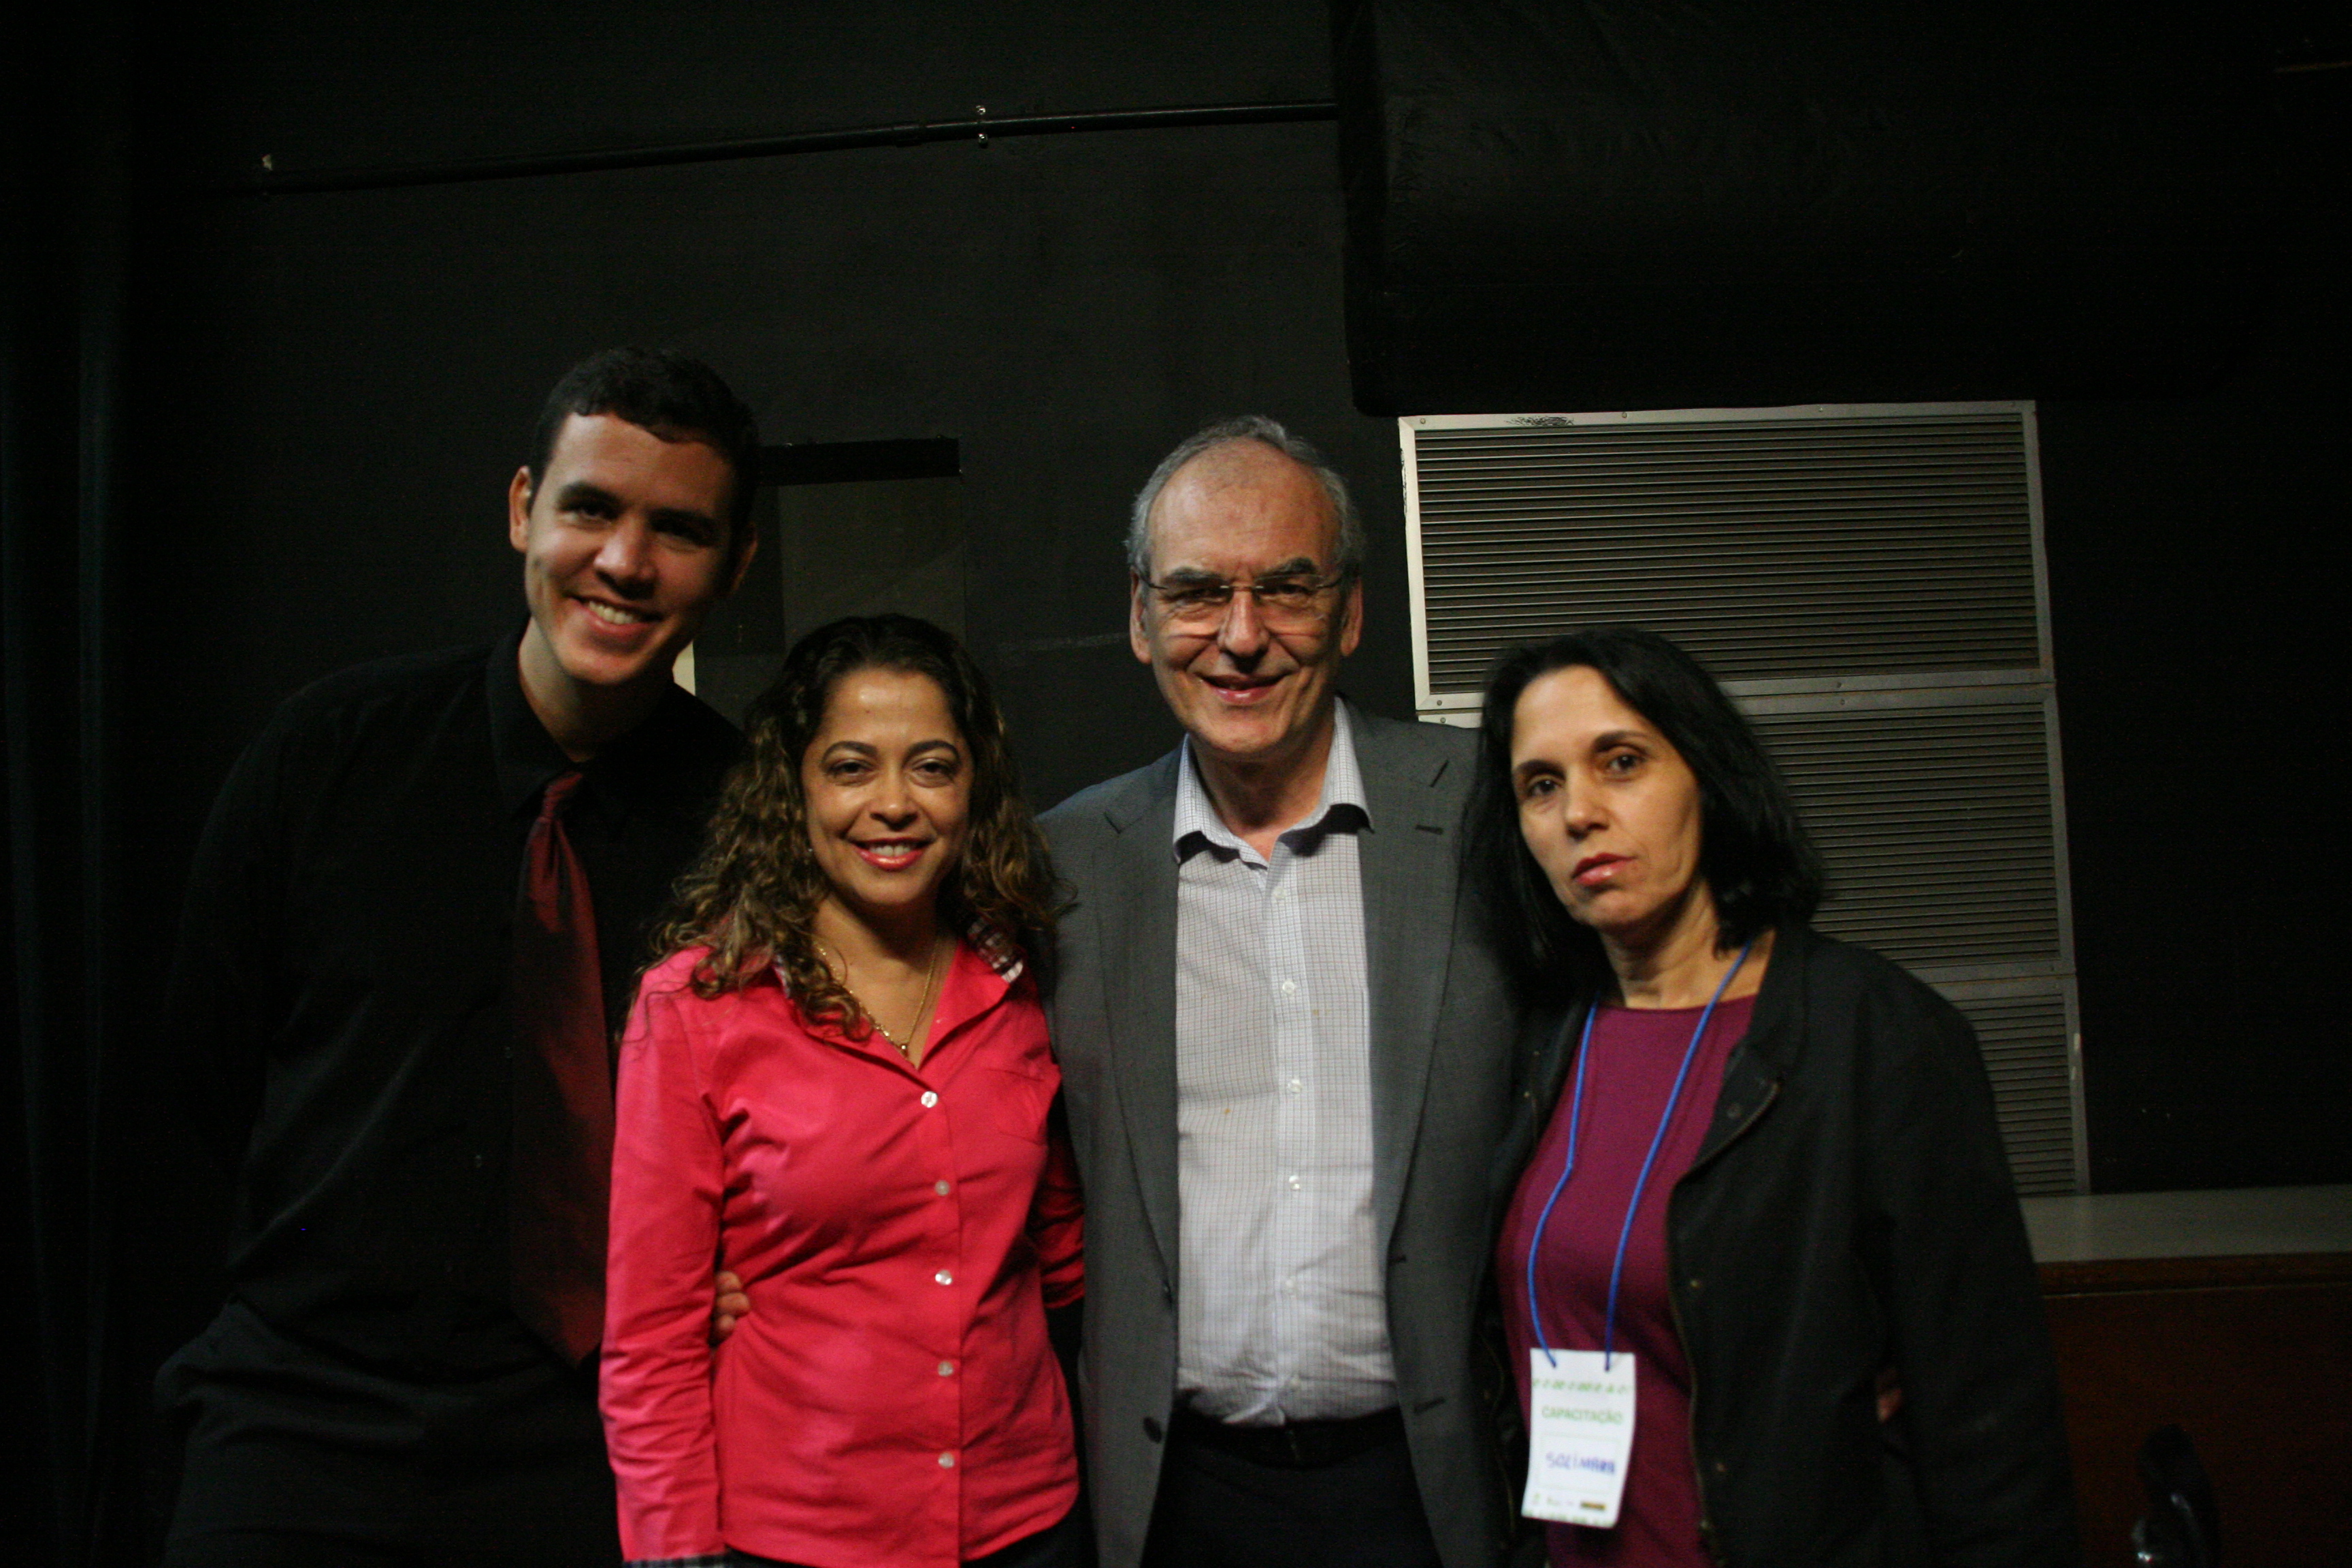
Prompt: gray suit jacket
<box><xmin>1040</xmin><ymin>706</ymin><xmax>1524</xmax><ymax>1568</ymax></box>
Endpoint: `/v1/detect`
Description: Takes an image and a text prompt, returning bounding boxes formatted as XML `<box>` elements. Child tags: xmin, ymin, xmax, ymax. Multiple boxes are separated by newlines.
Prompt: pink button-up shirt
<box><xmin>602</xmin><ymin>937</ymin><xmax>1083</xmax><ymax>1568</ymax></box>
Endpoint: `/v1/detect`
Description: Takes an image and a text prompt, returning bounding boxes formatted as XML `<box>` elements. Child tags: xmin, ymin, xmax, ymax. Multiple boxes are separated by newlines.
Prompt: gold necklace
<box><xmin>818</xmin><ymin>934</ymin><xmax>947</xmax><ymax>1061</ymax></box>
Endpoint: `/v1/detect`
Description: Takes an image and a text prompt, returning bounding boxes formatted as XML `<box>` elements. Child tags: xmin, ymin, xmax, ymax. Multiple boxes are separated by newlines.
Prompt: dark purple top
<box><xmin>1497</xmin><ymin>994</ymin><xmax>1757</xmax><ymax>1567</ymax></box>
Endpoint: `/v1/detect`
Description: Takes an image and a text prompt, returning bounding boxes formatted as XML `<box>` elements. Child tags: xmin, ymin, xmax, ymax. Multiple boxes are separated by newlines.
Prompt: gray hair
<box><xmin>1124</xmin><ymin>415</ymin><xmax>1365</xmax><ymax>582</ymax></box>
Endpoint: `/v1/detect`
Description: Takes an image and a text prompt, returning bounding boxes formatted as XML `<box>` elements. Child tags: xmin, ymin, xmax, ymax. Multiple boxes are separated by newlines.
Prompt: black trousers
<box><xmin>157</xmin><ymin>1301</ymin><xmax>619</xmax><ymax>1568</ymax></box>
<box><xmin>728</xmin><ymin>1499</ymin><xmax>1092</xmax><ymax>1568</ymax></box>
<box><xmin>1140</xmin><ymin>1411</ymin><xmax>1443</xmax><ymax>1568</ymax></box>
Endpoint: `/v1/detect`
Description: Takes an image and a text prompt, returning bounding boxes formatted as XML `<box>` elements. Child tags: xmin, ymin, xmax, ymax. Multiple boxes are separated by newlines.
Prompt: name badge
<box><xmin>1522</xmin><ymin>1348</ymin><xmax>1635</xmax><ymax>1528</ymax></box>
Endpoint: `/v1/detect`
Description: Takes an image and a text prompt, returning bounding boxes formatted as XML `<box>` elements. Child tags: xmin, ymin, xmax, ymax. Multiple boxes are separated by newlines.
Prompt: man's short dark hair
<box><xmin>525</xmin><ymin>348</ymin><xmax>762</xmax><ymax>555</ymax></box>
<box><xmin>1465</xmin><ymin>624</ymin><xmax>1825</xmax><ymax>999</ymax></box>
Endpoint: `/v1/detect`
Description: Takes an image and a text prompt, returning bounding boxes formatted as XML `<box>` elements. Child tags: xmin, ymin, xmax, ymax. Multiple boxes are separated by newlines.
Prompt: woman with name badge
<box><xmin>1469</xmin><ymin>626</ymin><xmax>2077</xmax><ymax>1567</ymax></box>
<box><xmin>600</xmin><ymin>615</ymin><xmax>1085</xmax><ymax>1568</ymax></box>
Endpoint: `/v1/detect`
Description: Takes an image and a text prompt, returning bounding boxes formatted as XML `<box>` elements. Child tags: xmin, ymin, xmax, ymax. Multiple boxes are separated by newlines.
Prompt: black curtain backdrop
<box><xmin>4</xmin><ymin>2</ymin><xmax>134</xmax><ymax>1561</ymax></box>
<box><xmin>1333</xmin><ymin>0</ymin><xmax>2274</xmax><ymax>412</ymax></box>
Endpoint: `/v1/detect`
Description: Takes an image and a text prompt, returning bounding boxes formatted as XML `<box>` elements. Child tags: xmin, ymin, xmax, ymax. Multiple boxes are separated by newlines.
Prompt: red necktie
<box><xmin>509</xmin><ymin>769</ymin><xmax>613</xmax><ymax>1363</ymax></box>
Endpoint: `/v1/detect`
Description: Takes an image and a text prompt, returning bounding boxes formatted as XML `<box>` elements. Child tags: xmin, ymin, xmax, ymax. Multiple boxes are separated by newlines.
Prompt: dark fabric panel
<box><xmin>1337</xmin><ymin>0</ymin><xmax>2274</xmax><ymax>412</ymax></box>
<box><xmin>2037</xmin><ymin>48</ymin><xmax>2352</xmax><ymax>1192</ymax></box>
<box><xmin>169</xmin><ymin>0</ymin><xmax>1338</xmax><ymax>186</ymax></box>
<box><xmin>762</xmin><ymin>438</ymin><xmax>961</xmax><ymax>486</ymax></box>
<box><xmin>125</xmin><ymin>119</ymin><xmax>1404</xmax><ymax>829</ymax></box>
<box><xmin>6</xmin><ymin>3</ymin><xmax>134</xmax><ymax>1564</ymax></box>
<box><xmin>2041</xmin><ymin>393</ymin><xmax>2352</xmax><ymax>1193</ymax></box>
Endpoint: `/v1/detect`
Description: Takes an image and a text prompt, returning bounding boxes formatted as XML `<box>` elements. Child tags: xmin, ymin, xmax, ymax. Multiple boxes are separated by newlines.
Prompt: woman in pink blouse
<box><xmin>602</xmin><ymin>615</ymin><xmax>1084</xmax><ymax>1568</ymax></box>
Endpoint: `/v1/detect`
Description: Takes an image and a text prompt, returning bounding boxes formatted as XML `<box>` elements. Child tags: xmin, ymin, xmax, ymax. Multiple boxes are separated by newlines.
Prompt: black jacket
<box><xmin>163</xmin><ymin>634</ymin><xmax>738</xmax><ymax>1372</ymax></box>
<box><xmin>1497</xmin><ymin>924</ymin><xmax>2078</xmax><ymax>1567</ymax></box>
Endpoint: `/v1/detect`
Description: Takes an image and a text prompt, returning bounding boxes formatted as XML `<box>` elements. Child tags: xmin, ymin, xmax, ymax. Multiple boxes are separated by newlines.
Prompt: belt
<box><xmin>1171</xmin><ymin>1405</ymin><xmax>1405</xmax><ymax>1469</ymax></box>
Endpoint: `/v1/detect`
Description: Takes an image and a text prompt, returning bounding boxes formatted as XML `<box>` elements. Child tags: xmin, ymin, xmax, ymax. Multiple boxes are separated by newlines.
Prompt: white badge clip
<box><xmin>1522</xmin><ymin>1348</ymin><xmax>1636</xmax><ymax>1528</ymax></box>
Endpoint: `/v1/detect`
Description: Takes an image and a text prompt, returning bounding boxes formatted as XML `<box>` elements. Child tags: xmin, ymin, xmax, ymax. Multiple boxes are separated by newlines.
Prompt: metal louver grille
<box><xmin>1414</xmin><ymin>413</ymin><xmax>2039</xmax><ymax>692</ymax></box>
<box><xmin>1750</xmin><ymin>702</ymin><xmax>2060</xmax><ymax>970</ymax></box>
<box><xmin>1405</xmin><ymin>404</ymin><xmax>2084</xmax><ymax>1193</ymax></box>
<box><xmin>1953</xmin><ymin>992</ymin><xmax>2077</xmax><ymax>1196</ymax></box>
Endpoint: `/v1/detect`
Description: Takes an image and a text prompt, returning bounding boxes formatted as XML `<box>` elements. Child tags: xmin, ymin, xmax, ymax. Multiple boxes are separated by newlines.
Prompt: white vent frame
<box><xmin>1401</xmin><ymin>402</ymin><xmax>2087</xmax><ymax>1194</ymax></box>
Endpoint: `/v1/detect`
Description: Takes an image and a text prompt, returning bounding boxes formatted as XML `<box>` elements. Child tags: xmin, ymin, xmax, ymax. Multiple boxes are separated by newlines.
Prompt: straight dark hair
<box><xmin>1465</xmin><ymin>625</ymin><xmax>1824</xmax><ymax>998</ymax></box>
<box><xmin>525</xmin><ymin>346</ymin><xmax>762</xmax><ymax>557</ymax></box>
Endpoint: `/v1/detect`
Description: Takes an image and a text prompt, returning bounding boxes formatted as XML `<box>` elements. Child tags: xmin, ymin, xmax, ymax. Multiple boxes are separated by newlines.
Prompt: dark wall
<box><xmin>2041</xmin><ymin>398</ymin><xmax>2349</xmax><ymax>1193</ymax></box>
<box><xmin>124</xmin><ymin>2</ymin><xmax>2351</xmax><ymax>1213</ymax></box>
<box><xmin>134</xmin><ymin>1</ymin><xmax>1409</xmax><ymax>830</ymax></box>
<box><xmin>2039</xmin><ymin>45</ymin><xmax>2351</xmax><ymax>1192</ymax></box>
<box><xmin>1336</xmin><ymin>0</ymin><xmax>2275</xmax><ymax>414</ymax></box>
<box><xmin>111</xmin><ymin>12</ymin><xmax>2352</xmax><ymax>1169</ymax></box>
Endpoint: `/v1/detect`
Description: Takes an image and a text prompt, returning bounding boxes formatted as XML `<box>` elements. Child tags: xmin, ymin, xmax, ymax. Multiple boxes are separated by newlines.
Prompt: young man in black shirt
<box><xmin>157</xmin><ymin>348</ymin><xmax>760</xmax><ymax>1567</ymax></box>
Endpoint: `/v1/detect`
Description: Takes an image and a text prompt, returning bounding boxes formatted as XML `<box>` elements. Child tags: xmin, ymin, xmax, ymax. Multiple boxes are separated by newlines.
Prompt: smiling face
<box><xmin>1512</xmin><ymin>664</ymin><xmax>1714</xmax><ymax>958</ymax></box>
<box><xmin>1128</xmin><ymin>440</ymin><xmax>1362</xmax><ymax>778</ymax></box>
<box><xmin>508</xmin><ymin>412</ymin><xmax>747</xmax><ymax>718</ymax></box>
<box><xmin>801</xmin><ymin>666</ymin><xmax>972</xmax><ymax>933</ymax></box>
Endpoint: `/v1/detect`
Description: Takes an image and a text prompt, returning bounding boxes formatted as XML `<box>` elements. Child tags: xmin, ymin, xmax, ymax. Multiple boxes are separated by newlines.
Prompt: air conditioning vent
<box><xmin>1750</xmin><ymin>699</ymin><xmax>2061</xmax><ymax>970</ymax></box>
<box><xmin>1404</xmin><ymin>404</ymin><xmax>2083</xmax><ymax>1194</ymax></box>
<box><xmin>1412</xmin><ymin>412</ymin><xmax>2042</xmax><ymax>691</ymax></box>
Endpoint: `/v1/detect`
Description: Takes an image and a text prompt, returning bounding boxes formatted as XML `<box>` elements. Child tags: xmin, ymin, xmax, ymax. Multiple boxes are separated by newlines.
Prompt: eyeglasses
<box><xmin>1141</xmin><ymin>572</ymin><xmax>1350</xmax><ymax>632</ymax></box>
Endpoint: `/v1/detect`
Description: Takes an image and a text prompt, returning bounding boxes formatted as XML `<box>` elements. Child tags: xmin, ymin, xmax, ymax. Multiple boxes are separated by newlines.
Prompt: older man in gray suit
<box><xmin>1041</xmin><ymin>417</ymin><xmax>1524</xmax><ymax>1568</ymax></box>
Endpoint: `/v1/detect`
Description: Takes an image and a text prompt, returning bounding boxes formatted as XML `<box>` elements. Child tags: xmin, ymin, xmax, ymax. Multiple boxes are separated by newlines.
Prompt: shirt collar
<box><xmin>487</xmin><ymin>625</ymin><xmax>576</xmax><ymax>817</ymax></box>
<box><xmin>772</xmin><ymin>922</ymin><xmax>1028</xmax><ymax>1058</ymax></box>
<box><xmin>964</xmin><ymin>920</ymin><xmax>1028</xmax><ymax>983</ymax></box>
<box><xmin>1171</xmin><ymin>698</ymin><xmax>1371</xmax><ymax>862</ymax></box>
<box><xmin>486</xmin><ymin>620</ymin><xmax>709</xmax><ymax>821</ymax></box>
<box><xmin>771</xmin><ymin>921</ymin><xmax>1026</xmax><ymax>996</ymax></box>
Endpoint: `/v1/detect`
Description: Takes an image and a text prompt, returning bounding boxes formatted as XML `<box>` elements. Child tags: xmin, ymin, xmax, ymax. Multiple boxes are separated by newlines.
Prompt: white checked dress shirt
<box><xmin>1171</xmin><ymin>700</ymin><xmax>1394</xmax><ymax>1425</ymax></box>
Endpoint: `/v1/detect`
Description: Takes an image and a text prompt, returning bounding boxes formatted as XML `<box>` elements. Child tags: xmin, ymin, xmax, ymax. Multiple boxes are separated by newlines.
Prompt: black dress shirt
<box><xmin>166</xmin><ymin>630</ymin><xmax>738</xmax><ymax>1375</ymax></box>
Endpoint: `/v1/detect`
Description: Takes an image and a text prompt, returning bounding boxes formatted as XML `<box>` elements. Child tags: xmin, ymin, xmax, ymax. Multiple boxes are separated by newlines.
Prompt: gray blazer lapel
<box><xmin>1097</xmin><ymin>764</ymin><xmax>1183</xmax><ymax>1289</ymax></box>
<box><xmin>1354</xmin><ymin>713</ymin><xmax>1467</xmax><ymax>1249</ymax></box>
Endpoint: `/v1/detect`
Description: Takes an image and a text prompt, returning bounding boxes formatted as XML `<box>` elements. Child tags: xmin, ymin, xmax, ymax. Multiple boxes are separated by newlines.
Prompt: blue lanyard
<box><xmin>1525</xmin><ymin>940</ymin><xmax>1753</xmax><ymax>1371</ymax></box>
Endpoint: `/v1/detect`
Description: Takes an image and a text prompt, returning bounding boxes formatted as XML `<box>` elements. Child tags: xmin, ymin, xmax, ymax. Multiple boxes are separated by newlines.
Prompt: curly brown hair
<box><xmin>653</xmin><ymin>615</ymin><xmax>1057</xmax><ymax>1025</ymax></box>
